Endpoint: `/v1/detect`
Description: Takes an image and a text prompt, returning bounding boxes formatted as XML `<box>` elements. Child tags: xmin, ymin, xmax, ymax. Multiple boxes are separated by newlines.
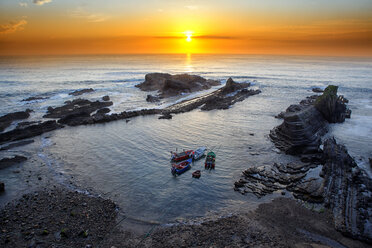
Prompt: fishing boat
<box><xmin>170</xmin><ymin>149</ymin><xmax>194</xmax><ymax>162</ymax></box>
<box><xmin>193</xmin><ymin>147</ymin><xmax>206</xmax><ymax>160</ymax></box>
<box><xmin>171</xmin><ymin>158</ymin><xmax>192</xmax><ymax>175</ymax></box>
<box><xmin>192</xmin><ymin>170</ymin><xmax>201</xmax><ymax>178</ymax></box>
<box><xmin>205</xmin><ymin>151</ymin><xmax>216</xmax><ymax>169</ymax></box>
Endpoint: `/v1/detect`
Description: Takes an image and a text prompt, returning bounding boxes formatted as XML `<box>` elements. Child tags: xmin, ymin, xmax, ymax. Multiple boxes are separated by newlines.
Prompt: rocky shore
<box><xmin>235</xmin><ymin>85</ymin><xmax>372</xmax><ymax>244</ymax></box>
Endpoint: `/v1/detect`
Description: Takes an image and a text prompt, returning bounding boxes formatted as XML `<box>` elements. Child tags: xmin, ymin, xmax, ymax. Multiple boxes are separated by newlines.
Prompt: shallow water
<box><xmin>0</xmin><ymin>54</ymin><xmax>371</xmax><ymax>230</ymax></box>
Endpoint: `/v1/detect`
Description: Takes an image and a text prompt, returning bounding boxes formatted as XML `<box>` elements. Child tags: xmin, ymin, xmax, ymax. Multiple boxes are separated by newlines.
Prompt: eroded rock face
<box><xmin>321</xmin><ymin>138</ymin><xmax>372</xmax><ymax>243</ymax></box>
<box><xmin>136</xmin><ymin>73</ymin><xmax>220</xmax><ymax>97</ymax></box>
<box><xmin>69</xmin><ymin>88</ymin><xmax>94</xmax><ymax>96</ymax></box>
<box><xmin>0</xmin><ymin>109</ymin><xmax>32</xmax><ymax>132</ymax></box>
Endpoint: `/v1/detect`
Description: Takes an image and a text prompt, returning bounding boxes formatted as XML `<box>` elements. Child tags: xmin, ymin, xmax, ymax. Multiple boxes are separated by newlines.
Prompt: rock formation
<box><xmin>135</xmin><ymin>73</ymin><xmax>220</xmax><ymax>97</ymax></box>
<box><xmin>69</xmin><ymin>88</ymin><xmax>94</xmax><ymax>96</ymax></box>
<box><xmin>321</xmin><ymin>138</ymin><xmax>372</xmax><ymax>243</ymax></box>
<box><xmin>22</xmin><ymin>96</ymin><xmax>49</xmax><ymax>102</ymax></box>
<box><xmin>0</xmin><ymin>155</ymin><xmax>27</xmax><ymax>170</ymax></box>
<box><xmin>0</xmin><ymin>109</ymin><xmax>32</xmax><ymax>132</ymax></box>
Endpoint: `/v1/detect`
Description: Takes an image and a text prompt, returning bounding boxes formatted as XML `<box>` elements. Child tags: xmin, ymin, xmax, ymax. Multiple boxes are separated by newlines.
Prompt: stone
<box><xmin>22</xmin><ymin>96</ymin><xmax>48</xmax><ymax>102</ymax></box>
<box><xmin>69</xmin><ymin>88</ymin><xmax>94</xmax><ymax>96</ymax></box>
<box><xmin>158</xmin><ymin>113</ymin><xmax>172</xmax><ymax>119</ymax></box>
<box><xmin>102</xmin><ymin>95</ymin><xmax>110</xmax><ymax>101</ymax></box>
<box><xmin>0</xmin><ymin>109</ymin><xmax>32</xmax><ymax>132</ymax></box>
<box><xmin>146</xmin><ymin>94</ymin><xmax>161</xmax><ymax>102</ymax></box>
<box><xmin>0</xmin><ymin>155</ymin><xmax>27</xmax><ymax>170</ymax></box>
<box><xmin>312</xmin><ymin>87</ymin><xmax>324</xmax><ymax>93</ymax></box>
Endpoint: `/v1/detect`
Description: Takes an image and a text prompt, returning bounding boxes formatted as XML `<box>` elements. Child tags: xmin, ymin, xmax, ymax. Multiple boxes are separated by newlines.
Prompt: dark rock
<box><xmin>16</xmin><ymin>121</ymin><xmax>41</xmax><ymax>129</ymax></box>
<box><xmin>0</xmin><ymin>120</ymin><xmax>63</xmax><ymax>145</ymax></box>
<box><xmin>290</xmin><ymin>177</ymin><xmax>324</xmax><ymax>203</ymax></box>
<box><xmin>0</xmin><ymin>109</ymin><xmax>32</xmax><ymax>132</ymax></box>
<box><xmin>0</xmin><ymin>139</ymin><xmax>34</xmax><ymax>151</ymax></box>
<box><xmin>220</xmin><ymin>77</ymin><xmax>250</xmax><ymax>95</ymax></box>
<box><xmin>158</xmin><ymin>113</ymin><xmax>172</xmax><ymax>119</ymax></box>
<box><xmin>314</xmin><ymin>85</ymin><xmax>350</xmax><ymax>123</ymax></box>
<box><xmin>44</xmin><ymin>99</ymin><xmax>113</xmax><ymax>119</ymax></box>
<box><xmin>0</xmin><ymin>181</ymin><xmax>4</xmax><ymax>192</ymax></box>
<box><xmin>322</xmin><ymin>138</ymin><xmax>372</xmax><ymax>243</ymax></box>
<box><xmin>135</xmin><ymin>73</ymin><xmax>220</xmax><ymax>97</ymax></box>
<box><xmin>102</xmin><ymin>95</ymin><xmax>110</xmax><ymax>101</ymax></box>
<box><xmin>312</xmin><ymin>87</ymin><xmax>324</xmax><ymax>93</ymax></box>
<box><xmin>146</xmin><ymin>94</ymin><xmax>161</xmax><ymax>102</ymax></box>
<box><xmin>0</xmin><ymin>155</ymin><xmax>27</xmax><ymax>170</ymax></box>
<box><xmin>369</xmin><ymin>158</ymin><xmax>372</xmax><ymax>168</ymax></box>
<box><xmin>69</xmin><ymin>88</ymin><xmax>94</xmax><ymax>96</ymax></box>
<box><xmin>96</xmin><ymin>108</ymin><xmax>110</xmax><ymax>114</ymax></box>
<box><xmin>22</xmin><ymin>96</ymin><xmax>48</xmax><ymax>102</ymax></box>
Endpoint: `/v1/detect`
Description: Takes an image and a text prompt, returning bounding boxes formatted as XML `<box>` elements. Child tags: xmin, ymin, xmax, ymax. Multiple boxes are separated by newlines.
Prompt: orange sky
<box><xmin>0</xmin><ymin>0</ymin><xmax>372</xmax><ymax>56</ymax></box>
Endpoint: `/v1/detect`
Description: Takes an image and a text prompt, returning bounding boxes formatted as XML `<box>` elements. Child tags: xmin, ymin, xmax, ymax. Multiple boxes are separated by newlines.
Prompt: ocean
<box><xmin>0</xmin><ymin>54</ymin><xmax>371</xmax><ymax>231</ymax></box>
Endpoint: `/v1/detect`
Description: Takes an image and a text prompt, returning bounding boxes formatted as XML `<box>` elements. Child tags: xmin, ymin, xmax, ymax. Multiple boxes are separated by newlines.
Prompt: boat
<box><xmin>193</xmin><ymin>147</ymin><xmax>206</xmax><ymax>160</ymax></box>
<box><xmin>171</xmin><ymin>158</ymin><xmax>192</xmax><ymax>175</ymax></box>
<box><xmin>192</xmin><ymin>170</ymin><xmax>201</xmax><ymax>178</ymax></box>
<box><xmin>205</xmin><ymin>151</ymin><xmax>216</xmax><ymax>169</ymax></box>
<box><xmin>170</xmin><ymin>149</ymin><xmax>194</xmax><ymax>162</ymax></box>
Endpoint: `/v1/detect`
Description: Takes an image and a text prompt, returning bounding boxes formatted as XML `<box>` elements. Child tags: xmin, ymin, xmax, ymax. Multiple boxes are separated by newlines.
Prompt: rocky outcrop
<box><xmin>270</xmin><ymin>86</ymin><xmax>350</xmax><ymax>155</ymax></box>
<box><xmin>0</xmin><ymin>155</ymin><xmax>27</xmax><ymax>170</ymax></box>
<box><xmin>136</xmin><ymin>73</ymin><xmax>220</xmax><ymax>97</ymax></box>
<box><xmin>0</xmin><ymin>120</ymin><xmax>63</xmax><ymax>145</ymax></box>
<box><xmin>102</xmin><ymin>95</ymin><xmax>110</xmax><ymax>101</ymax></box>
<box><xmin>146</xmin><ymin>94</ymin><xmax>161</xmax><ymax>102</ymax></box>
<box><xmin>22</xmin><ymin>96</ymin><xmax>48</xmax><ymax>102</ymax></box>
<box><xmin>69</xmin><ymin>88</ymin><xmax>94</xmax><ymax>96</ymax></box>
<box><xmin>321</xmin><ymin>138</ymin><xmax>372</xmax><ymax>243</ymax></box>
<box><xmin>312</xmin><ymin>87</ymin><xmax>324</xmax><ymax>93</ymax></box>
<box><xmin>0</xmin><ymin>109</ymin><xmax>32</xmax><ymax>132</ymax></box>
<box><xmin>314</xmin><ymin>85</ymin><xmax>350</xmax><ymax>123</ymax></box>
<box><xmin>0</xmin><ymin>140</ymin><xmax>34</xmax><ymax>151</ymax></box>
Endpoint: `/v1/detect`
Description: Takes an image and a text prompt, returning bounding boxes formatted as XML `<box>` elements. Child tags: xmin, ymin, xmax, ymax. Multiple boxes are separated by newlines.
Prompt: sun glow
<box><xmin>184</xmin><ymin>31</ymin><xmax>193</xmax><ymax>42</ymax></box>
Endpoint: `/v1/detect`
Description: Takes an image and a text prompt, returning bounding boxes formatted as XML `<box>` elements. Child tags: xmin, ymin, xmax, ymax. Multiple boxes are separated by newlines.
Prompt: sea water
<box><xmin>0</xmin><ymin>54</ymin><xmax>371</xmax><ymax>231</ymax></box>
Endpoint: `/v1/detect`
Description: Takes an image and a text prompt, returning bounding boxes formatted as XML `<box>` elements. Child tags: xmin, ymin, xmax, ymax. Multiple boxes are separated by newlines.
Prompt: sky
<box><xmin>0</xmin><ymin>0</ymin><xmax>372</xmax><ymax>56</ymax></box>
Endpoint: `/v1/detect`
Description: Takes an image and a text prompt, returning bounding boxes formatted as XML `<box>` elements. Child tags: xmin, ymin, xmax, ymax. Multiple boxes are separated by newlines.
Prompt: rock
<box><xmin>158</xmin><ymin>113</ymin><xmax>172</xmax><ymax>119</ymax></box>
<box><xmin>102</xmin><ymin>95</ymin><xmax>110</xmax><ymax>101</ymax></box>
<box><xmin>146</xmin><ymin>94</ymin><xmax>161</xmax><ymax>102</ymax></box>
<box><xmin>16</xmin><ymin>121</ymin><xmax>41</xmax><ymax>129</ymax></box>
<box><xmin>44</xmin><ymin>99</ymin><xmax>113</xmax><ymax>119</ymax></box>
<box><xmin>0</xmin><ymin>155</ymin><xmax>27</xmax><ymax>170</ymax></box>
<box><xmin>0</xmin><ymin>140</ymin><xmax>34</xmax><ymax>151</ymax></box>
<box><xmin>314</xmin><ymin>85</ymin><xmax>350</xmax><ymax>123</ymax></box>
<box><xmin>312</xmin><ymin>87</ymin><xmax>324</xmax><ymax>93</ymax></box>
<box><xmin>69</xmin><ymin>88</ymin><xmax>94</xmax><ymax>96</ymax></box>
<box><xmin>290</xmin><ymin>177</ymin><xmax>324</xmax><ymax>203</ymax></box>
<box><xmin>220</xmin><ymin>78</ymin><xmax>250</xmax><ymax>95</ymax></box>
<box><xmin>0</xmin><ymin>181</ymin><xmax>4</xmax><ymax>192</ymax></box>
<box><xmin>96</xmin><ymin>108</ymin><xmax>111</xmax><ymax>114</ymax></box>
<box><xmin>22</xmin><ymin>96</ymin><xmax>48</xmax><ymax>102</ymax></box>
<box><xmin>135</xmin><ymin>73</ymin><xmax>220</xmax><ymax>97</ymax></box>
<box><xmin>0</xmin><ymin>120</ymin><xmax>63</xmax><ymax>145</ymax></box>
<box><xmin>0</xmin><ymin>109</ymin><xmax>32</xmax><ymax>132</ymax></box>
<box><xmin>369</xmin><ymin>158</ymin><xmax>372</xmax><ymax>168</ymax></box>
<box><xmin>321</xmin><ymin>138</ymin><xmax>372</xmax><ymax>243</ymax></box>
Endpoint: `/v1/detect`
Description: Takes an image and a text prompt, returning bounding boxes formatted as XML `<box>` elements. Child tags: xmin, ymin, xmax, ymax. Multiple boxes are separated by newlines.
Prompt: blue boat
<box><xmin>171</xmin><ymin>158</ymin><xmax>192</xmax><ymax>175</ymax></box>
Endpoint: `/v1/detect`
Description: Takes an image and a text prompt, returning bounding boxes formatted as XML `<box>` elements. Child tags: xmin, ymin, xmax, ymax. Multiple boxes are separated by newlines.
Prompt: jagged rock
<box><xmin>270</xmin><ymin>104</ymin><xmax>327</xmax><ymax>155</ymax></box>
<box><xmin>289</xmin><ymin>177</ymin><xmax>324</xmax><ymax>203</ymax></box>
<box><xmin>0</xmin><ymin>155</ymin><xmax>27</xmax><ymax>170</ymax></box>
<box><xmin>146</xmin><ymin>94</ymin><xmax>161</xmax><ymax>102</ymax></box>
<box><xmin>314</xmin><ymin>85</ymin><xmax>350</xmax><ymax>123</ymax></box>
<box><xmin>322</xmin><ymin>138</ymin><xmax>372</xmax><ymax>243</ymax></box>
<box><xmin>0</xmin><ymin>109</ymin><xmax>32</xmax><ymax>132</ymax></box>
<box><xmin>69</xmin><ymin>88</ymin><xmax>94</xmax><ymax>96</ymax></box>
<box><xmin>158</xmin><ymin>113</ymin><xmax>172</xmax><ymax>119</ymax></box>
<box><xmin>44</xmin><ymin>99</ymin><xmax>113</xmax><ymax>119</ymax></box>
<box><xmin>312</xmin><ymin>87</ymin><xmax>324</xmax><ymax>93</ymax></box>
<box><xmin>0</xmin><ymin>120</ymin><xmax>63</xmax><ymax>145</ymax></box>
<box><xmin>135</xmin><ymin>73</ymin><xmax>220</xmax><ymax>97</ymax></box>
<box><xmin>102</xmin><ymin>95</ymin><xmax>110</xmax><ymax>101</ymax></box>
<box><xmin>96</xmin><ymin>108</ymin><xmax>110</xmax><ymax>114</ymax></box>
<box><xmin>22</xmin><ymin>96</ymin><xmax>48</xmax><ymax>101</ymax></box>
<box><xmin>220</xmin><ymin>78</ymin><xmax>250</xmax><ymax>95</ymax></box>
<box><xmin>16</xmin><ymin>121</ymin><xmax>41</xmax><ymax>129</ymax></box>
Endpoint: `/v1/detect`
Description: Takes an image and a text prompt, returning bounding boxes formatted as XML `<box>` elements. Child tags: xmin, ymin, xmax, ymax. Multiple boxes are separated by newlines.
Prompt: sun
<box><xmin>184</xmin><ymin>31</ymin><xmax>193</xmax><ymax>42</ymax></box>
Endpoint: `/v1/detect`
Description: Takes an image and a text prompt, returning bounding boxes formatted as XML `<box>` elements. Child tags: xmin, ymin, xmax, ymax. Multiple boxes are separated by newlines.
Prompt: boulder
<box><xmin>312</xmin><ymin>87</ymin><xmax>324</xmax><ymax>93</ymax></box>
<box><xmin>0</xmin><ymin>109</ymin><xmax>32</xmax><ymax>132</ymax></box>
<box><xmin>69</xmin><ymin>88</ymin><xmax>94</xmax><ymax>96</ymax></box>
<box><xmin>102</xmin><ymin>95</ymin><xmax>110</xmax><ymax>101</ymax></box>
<box><xmin>135</xmin><ymin>73</ymin><xmax>220</xmax><ymax>97</ymax></box>
<box><xmin>0</xmin><ymin>155</ymin><xmax>27</xmax><ymax>170</ymax></box>
<box><xmin>146</xmin><ymin>94</ymin><xmax>161</xmax><ymax>102</ymax></box>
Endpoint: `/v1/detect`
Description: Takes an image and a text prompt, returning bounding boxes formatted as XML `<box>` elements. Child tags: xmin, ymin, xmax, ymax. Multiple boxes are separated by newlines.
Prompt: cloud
<box><xmin>33</xmin><ymin>0</ymin><xmax>52</xmax><ymax>5</ymax></box>
<box><xmin>0</xmin><ymin>19</ymin><xmax>27</xmax><ymax>34</ymax></box>
<box><xmin>19</xmin><ymin>2</ymin><xmax>28</xmax><ymax>7</ymax></box>
<box><xmin>69</xmin><ymin>8</ymin><xmax>108</xmax><ymax>23</ymax></box>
